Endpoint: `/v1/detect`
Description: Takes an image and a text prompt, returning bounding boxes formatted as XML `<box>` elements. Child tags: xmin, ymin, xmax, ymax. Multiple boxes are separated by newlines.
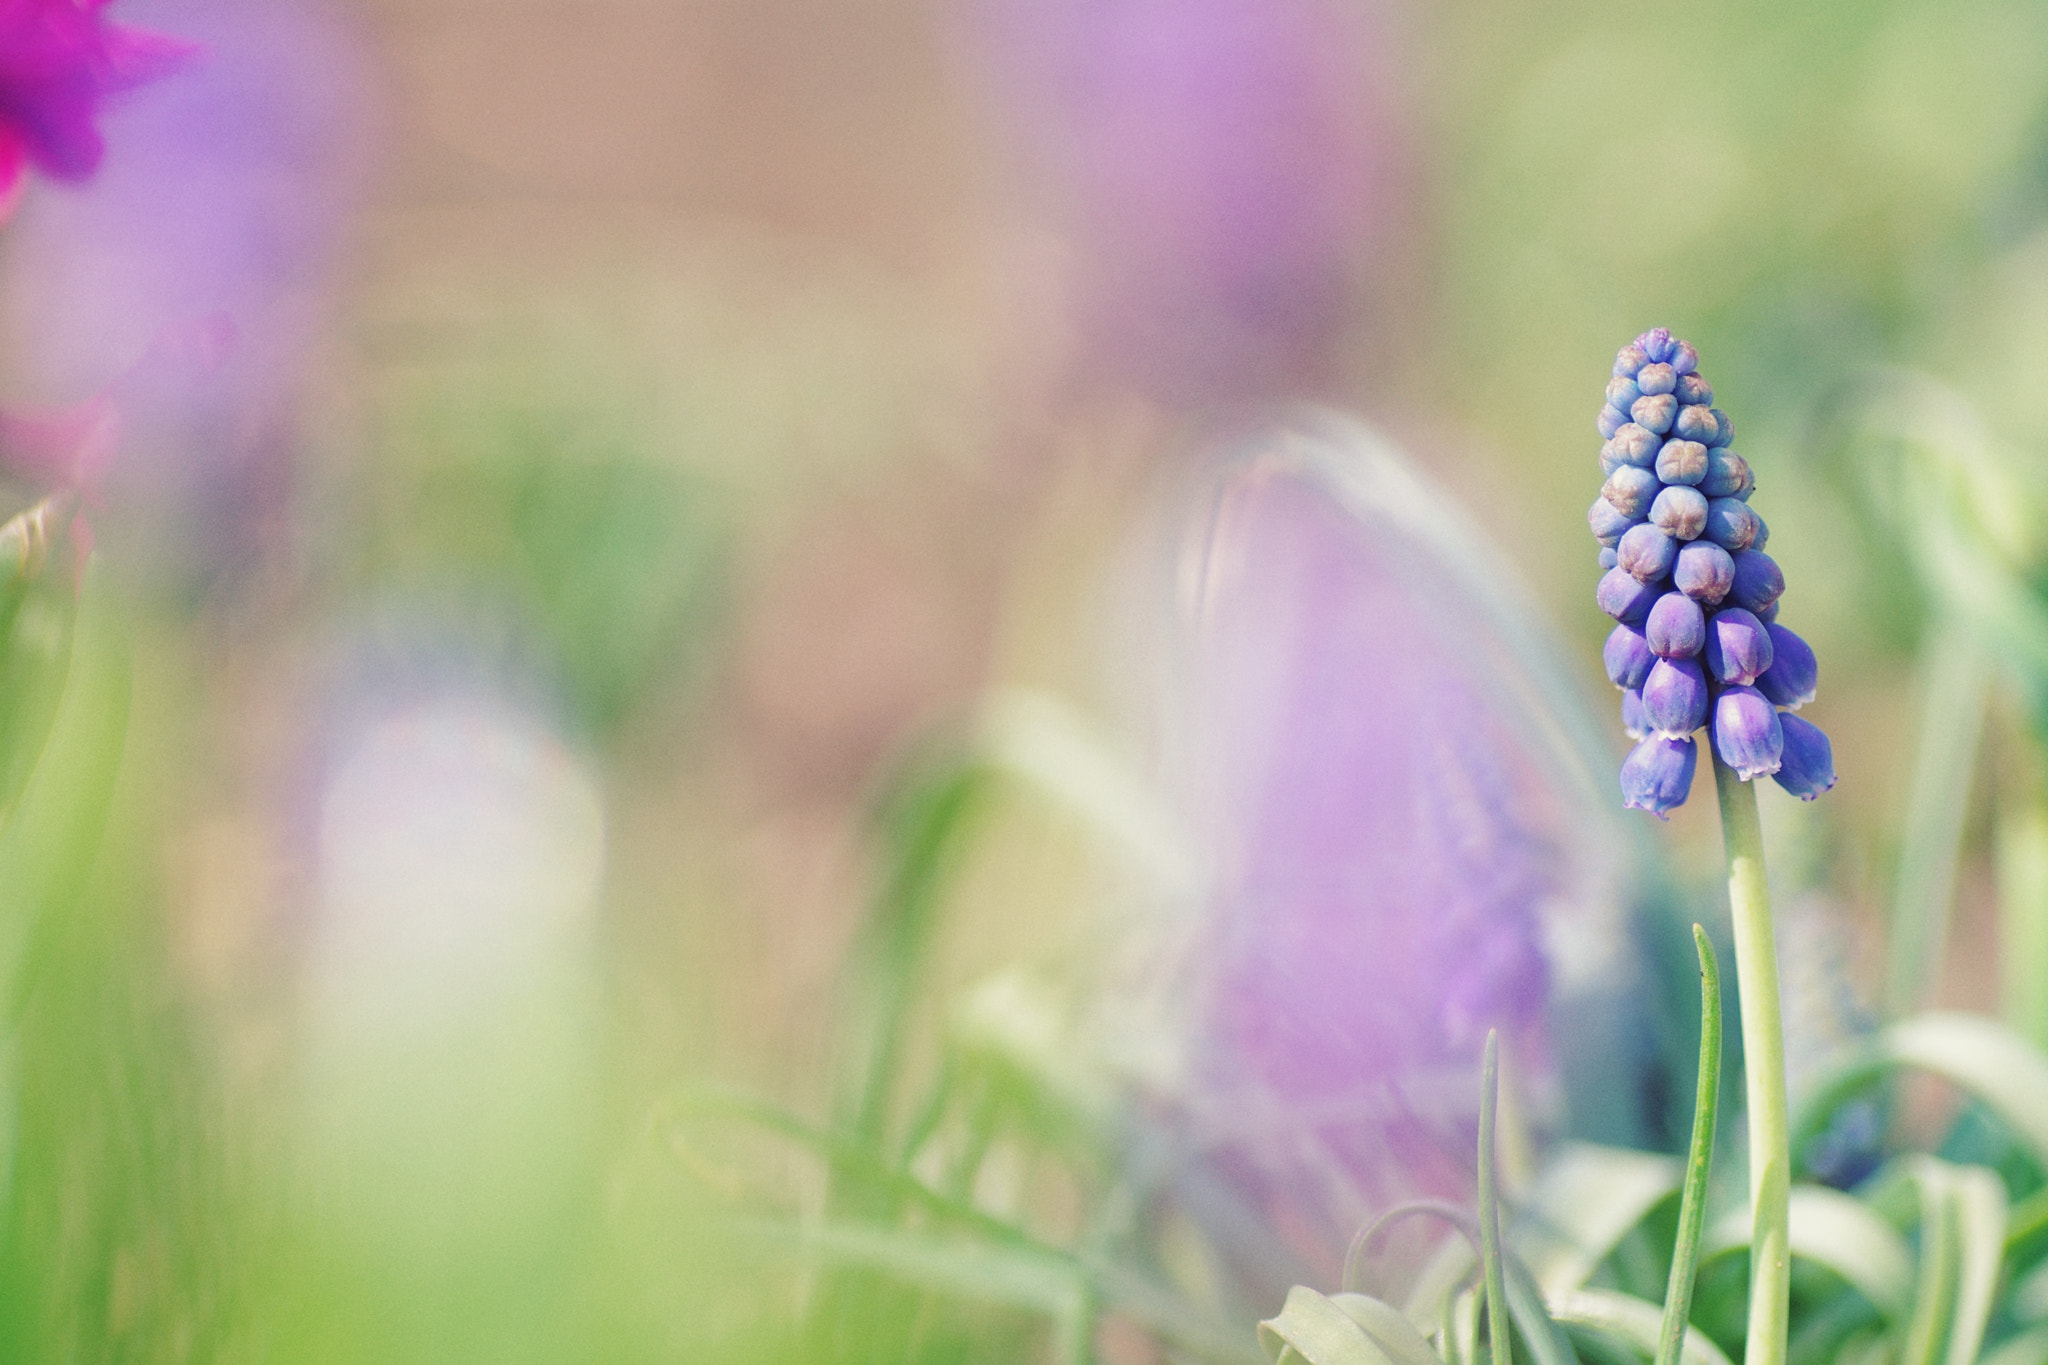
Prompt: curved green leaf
<box><xmin>2008</xmin><ymin>1254</ymin><xmax>2048</xmax><ymax>1323</ymax></box>
<box><xmin>1349</xmin><ymin>1200</ymin><xmax>1484</xmax><ymax>1296</ymax></box>
<box><xmin>1702</xmin><ymin>1186</ymin><xmax>1914</xmax><ymax>1320</ymax></box>
<box><xmin>775</xmin><ymin>1217</ymin><xmax>1085</xmax><ymax>1316</ymax></box>
<box><xmin>1982</xmin><ymin>1327</ymin><xmax>2048</xmax><ymax>1365</ymax></box>
<box><xmin>1408</xmin><ymin>1231</ymin><xmax>1478</xmax><ymax>1337</ymax></box>
<box><xmin>1506</xmin><ymin>1254</ymin><xmax>1583</xmax><ymax>1365</ymax></box>
<box><xmin>1897</xmin><ymin>1158</ymin><xmax>1955</xmax><ymax>1365</ymax></box>
<box><xmin>1516</xmin><ymin>1145</ymin><xmax>1682</xmax><ymax>1300</ymax></box>
<box><xmin>1894</xmin><ymin>1156</ymin><xmax>2005</xmax><ymax>1365</ymax></box>
<box><xmin>1795</xmin><ymin>1014</ymin><xmax>2048</xmax><ymax>1172</ymax></box>
<box><xmin>1260</xmin><ymin>1287</ymin><xmax>1400</xmax><ymax>1365</ymax></box>
<box><xmin>1329</xmin><ymin>1293</ymin><xmax>1450</xmax><ymax>1365</ymax></box>
<box><xmin>1943</xmin><ymin>1163</ymin><xmax>2006</xmax><ymax>1365</ymax></box>
<box><xmin>0</xmin><ymin>569</ymin><xmax>127</xmax><ymax>998</ymax></box>
<box><xmin>1551</xmin><ymin>1288</ymin><xmax>1734</xmax><ymax>1365</ymax></box>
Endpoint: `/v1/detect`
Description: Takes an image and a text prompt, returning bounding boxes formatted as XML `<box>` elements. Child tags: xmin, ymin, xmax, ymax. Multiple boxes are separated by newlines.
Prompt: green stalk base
<box><xmin>1713</xmin><ymin>754</ymin><xmax>1789</xmax><ymax>1365</ymax></box>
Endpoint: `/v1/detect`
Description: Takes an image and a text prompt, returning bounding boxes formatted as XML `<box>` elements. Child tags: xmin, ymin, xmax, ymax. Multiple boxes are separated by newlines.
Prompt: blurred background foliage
<box><xmin>3</xmin><ymin>0</ymin><xmax>2048</xmax><ymax>1361</ymax></box>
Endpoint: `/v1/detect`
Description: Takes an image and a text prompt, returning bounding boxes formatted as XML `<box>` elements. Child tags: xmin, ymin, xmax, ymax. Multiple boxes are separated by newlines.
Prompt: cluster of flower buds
<box><xmin>1589</xmin><ymin>329</ymin><xmax>1836</xmax><ymax>817</ymax></box>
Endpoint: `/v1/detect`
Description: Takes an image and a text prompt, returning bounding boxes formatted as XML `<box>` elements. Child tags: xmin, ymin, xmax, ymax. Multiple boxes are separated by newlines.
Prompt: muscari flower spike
<box><xmin>1589</xmin><ymin>327</ymin><xmax>1836</xmax><ymax>817</ymax></box>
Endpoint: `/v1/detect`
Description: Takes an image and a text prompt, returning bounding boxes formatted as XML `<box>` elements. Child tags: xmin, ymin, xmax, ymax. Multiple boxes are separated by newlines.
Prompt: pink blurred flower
<box><xmin>0</xmin><ymin>0</ymin><xmax>194</xmax><ymax>219</ymax></box>
<box><xmin>2</xmin><ymin>0</ymin><xmax>369</xmax><ymax>588</ymax></box>
<box><xmin>0</xmin><ymin>313</ymin><xmax>236</xmax><ymax>580</ymax></box>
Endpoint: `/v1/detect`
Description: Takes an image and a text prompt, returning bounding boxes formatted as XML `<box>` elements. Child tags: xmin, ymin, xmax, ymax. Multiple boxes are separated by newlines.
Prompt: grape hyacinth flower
<box><xmin>1591</xmin><ymin>328</ymin><xmax>1835</xmax><ymax>817</ymax></box>
<box><xmin>1594</xmin><ymin>333</ymin><xmax>1837</xmax><ymax>1365</ymax></box>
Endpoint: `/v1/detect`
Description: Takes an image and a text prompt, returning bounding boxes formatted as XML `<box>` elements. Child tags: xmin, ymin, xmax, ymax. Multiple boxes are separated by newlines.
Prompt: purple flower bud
<box><xmin>1703</xmin><ymin>497</ymin><xmax>1761</xmax><ymax>551</ymax></box>
<box><xmin>1620</xmin><ymin>735</ymin><xmax>1695</xmax><ymax>818</ymax></box>
<box><xmin>1674</xmin><ymin>540</ymin><xmax>1734</xmax><ymax>603</ymax></box>
<box><xmin>1642</xmin><ymin>656</ymin><xmax>1708</xmax><ymax>737</ymax></box>
<box><xmin>1673</xmin><ymin>404</ymin><xmax>1719</xmax><ymax>443</ymax></box>
<box><xmin>1704</xmin><ymin>606</ymin><xmax>1773</xmax><ymax>685</ymax></box>
<box><xmin>1656</xmin><ymin>439</ymin><xmax>1709</xmax><ymax>486</ymax></box>
<box><xmin>1598</xmin><ymin>546</ymin><xmax>1618</xmax><ymax>569</ymax></box>
<box><xmin>1603</xmin><ymin>465</ymin><xmax>1661</xmax><ymax>519</ymax></box>
<box><xmin>1670</xmin><ymin>340</ymin><xmax>1698</xmax><ymax>376</ymax></box>
<box><xmin>1707</xmin><ymin>408</ymin><xmax>1734</xmax><ymax>448</ymax></box>
<box><xmin>1772</xmin><ymin>713</ymin><xmax>1835</xmax><ymax>800</ymax></box>
<box><xmin>1621</xmin><ymin>688</ymin><xmax>1649</xmax><ymax>740</ymax></box>
<box><xmin>1607</xmin><ymin>423</ymin><xmax>1660</xmax><ymax>468</ymax></box>
<box><xmin>1751</xmin><ymin>511</ymin><xmax>1769</xmax><ymax>552</ymax></box>
<box><xmin>1699</xmin><ymin>448</ymin><xmax>1752</xmax><ymax>498</ymax></box>
<box><xmin>1604</xmin><ymin>622</ymin><xmax>1655</xmax><ymax>689</ymax></box>
<box><xmin>1638</xmin><ymin>328</ymin><xmax>1675</xmax><ymax>363</ymax></box>
<box><xmin>1756</xmin><ymin>597</ymin><xmax>1779</xmax><ymax>624</ymax></box>
<box><xmin>1756</xmin><ymin>623</ymin><xmax>1817</xmax><ymax>708</ymax></box>
<box><xmin>1674</xmin><ymin>371</ymin><xmax>1711</xmax><ymax>406</ymax></box>
<box><xmin>1631</xmin><ymin>392</ymin><xmax>1678</xmax><ymax>435</ymax></box>
<box><xmin>1713</xmin><ymin>685</ymin><xmax>1783</xmax><ymax>780</ymax></box>
<box><xmin>1617</xmin><ymin>522</ymin><xmax>1677</xmax><ymax>582</ymax></box>
<box><xmin>1588</xmin><ymin>494</ymin><xmax>1638</xmax><ymax>547</ymax></box>
<box><xmin>1614</xmin><ymin>344</ymin><xmax>1648</xmax><ymax>378</ymax></box>
<box><xmin>1606</xmin><ymin>376</ymin><xmax>1642</xmax><ymax>410</ymax></box>
<box><xmin>1597</xmin><ymin>566</ymin><xmax>1659</xmax><ymax>624</ymax></box>
<box><xmin>1650</xmin><ymin>484</ymin><xmax>1708</xmax><ymax>540</ymax></box>
<box><xmin>1729</xmin><ymin>550</ymin><xmax>1784</xmax><ymax>614</ymax></box>
<box><xmin>1645</xmin><ymin>591</ymin><xmax>1706</xmax><ymax>658</ymax></box>
<box><xmin>1597</xmin><ymin>405</ymin><xmax>1627</xmax><ymax>439</ymax></box>
<box><xmin>1636</xmin><ymin>363</ymin><xmax>1677</xmax><ymax>397</ymax></box>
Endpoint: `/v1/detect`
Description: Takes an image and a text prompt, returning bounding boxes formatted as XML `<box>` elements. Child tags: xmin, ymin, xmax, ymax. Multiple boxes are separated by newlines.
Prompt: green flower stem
<box><xmin>1713</xmin><ymin>755</ymin><xmax>1789</xmax><ymax>1365</ymax></box>
<box><xmin>1654</xmin><ymin>926</ymin><xmax>1721</xmax><ymax>1365</ymax></box>
<box><xmin>1478</xmin><ymin>1030</ymin><xmax>1512</xmax><ymax>1365</ymax></box>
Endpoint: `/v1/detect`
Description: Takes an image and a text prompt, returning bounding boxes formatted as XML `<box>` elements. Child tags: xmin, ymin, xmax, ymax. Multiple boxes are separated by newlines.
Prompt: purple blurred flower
<box><xmin>955</xmin><ymin>0</ymin><xmax>1410</xmax><ymax>398</ymax></box>
<box><xmin>0</xmin><ymin>0</ymin><xmax>193</xmax><ymax>218</ymax></box>
<box><xmin>1163</xmin><ymin>457</ymin><xmax>1574</xmax><ymax>1262</ymax></box>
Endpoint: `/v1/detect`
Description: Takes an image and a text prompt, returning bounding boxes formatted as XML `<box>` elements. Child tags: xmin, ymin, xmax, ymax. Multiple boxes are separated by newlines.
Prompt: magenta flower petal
<box><xmin>0</xmin><ymin>0</ymin><xmax>193</xmax><ymax>201</ymax></box>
